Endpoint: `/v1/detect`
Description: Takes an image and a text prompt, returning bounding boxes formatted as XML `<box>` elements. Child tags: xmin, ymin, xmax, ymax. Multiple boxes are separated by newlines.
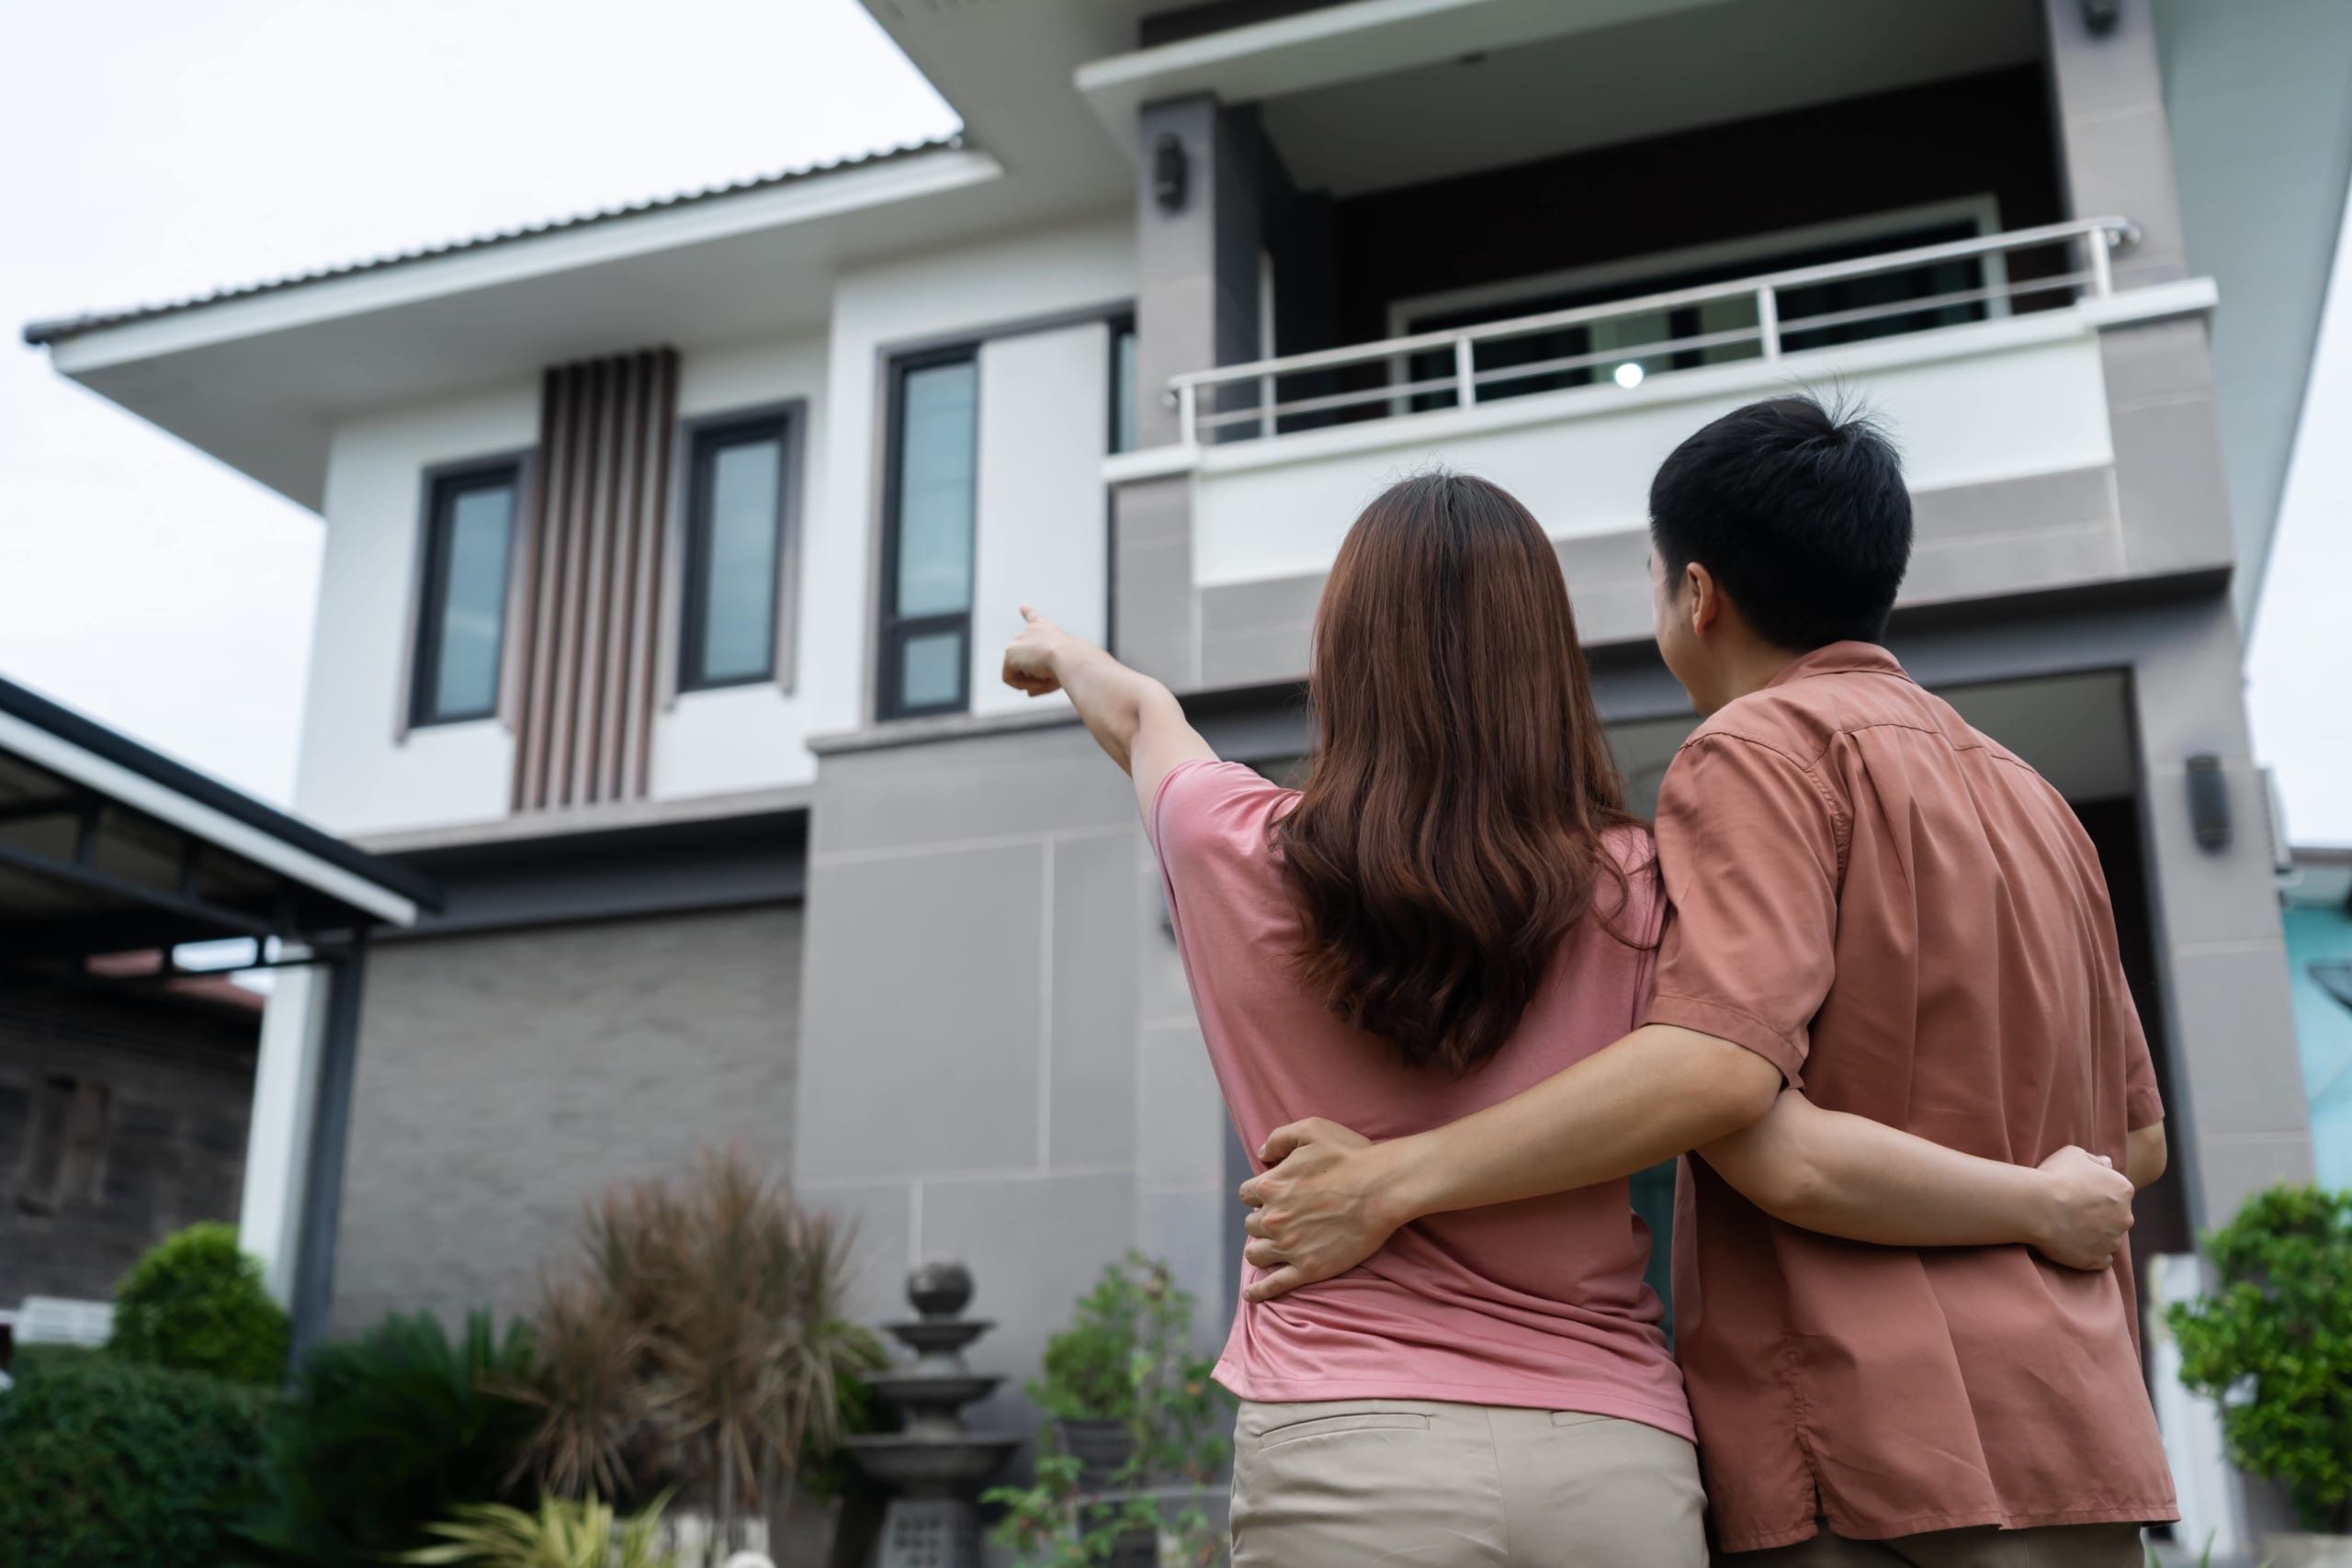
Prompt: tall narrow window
<box><xmin>879</xmin><ymin>350</ymin><xmax>979</xmax><ymax>720</ymax></box>
<box><xmin>412</xmin><ymin>462</ymin><xmax>519</xmax><ymax>727</ymax></box>
<box><xmin>681</xmin><ymin>412</ymin><xmax>796</xmax><ymax>691</ymax></box>
<box><xmin>1111</xmin><ymin>321</ymin><xmax>1139</xmax><ymax>455</ymax></box>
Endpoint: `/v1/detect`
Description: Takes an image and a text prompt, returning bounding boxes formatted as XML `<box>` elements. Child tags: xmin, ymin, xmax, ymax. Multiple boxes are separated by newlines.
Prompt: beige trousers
<box><xmin>1228</xmin><ymin>1397</ymin><xmax>1708</xmax><ymax>1568</ymax></box>
<box><xmin>1719</xmin><ymin>1523</ymin><xmax>2146</xmax><ymax>1568</ymax></box>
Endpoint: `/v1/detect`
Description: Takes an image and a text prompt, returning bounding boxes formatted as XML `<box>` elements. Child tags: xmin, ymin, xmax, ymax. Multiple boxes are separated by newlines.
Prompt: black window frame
<box><xmin>877</xmin><ymin>344</ymin><xmax>982</xmax><ymax>722</ymax></box>
<box><xmin>677</xmin><ymin>406</ymin><xmax>802</xmax><ymax>694</ymax></box>
<box><xmin>1109</xmin><ymin>316</ymin><xmax>1139</xmax><ymax>456</ymax></box>
<box><xmin>409</xmin><ymin>457</ymin><xmax>524</xmax><ymax>730</ymax></box>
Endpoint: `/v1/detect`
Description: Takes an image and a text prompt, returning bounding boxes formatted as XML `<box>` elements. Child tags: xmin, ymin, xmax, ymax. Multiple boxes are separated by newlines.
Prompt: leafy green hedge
<box><xmin>110</xmin><ymin>1221</ymin><xmax>290</xmax><ymax>1385</ymax></box>
<box><xmin>2166</xmin><ymin>1183</ymin><xmax>2352</xmax><ymax>1534</ymax></box>
<box><xmin>0</xmin><ymin>1344</ymin><xmax>271</xmax><ymax>1568</ymax></box>
<box><xmin>236</xmin><ymin>1309</ymin><xmax>538</xmax><ymax>1566</ymax></box>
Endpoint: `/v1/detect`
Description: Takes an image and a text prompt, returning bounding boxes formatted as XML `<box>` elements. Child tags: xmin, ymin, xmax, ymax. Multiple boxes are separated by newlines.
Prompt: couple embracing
<box><xmin>1000</xmin><ymin>397</ymin><xmax>2177</xmax><ymax>1568</ymax></box>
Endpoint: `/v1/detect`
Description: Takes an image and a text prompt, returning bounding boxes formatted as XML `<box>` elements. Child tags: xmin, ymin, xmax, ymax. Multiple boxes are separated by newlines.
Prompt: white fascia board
<box><xmin>49</xmin><ymin>149</ymin><xmax>1006</xmax><ymax>378</ymax></box>
<box><xmin>0</xmin><ymin>710</ymin><xmax>418</xmax><ymax>927</ymax></box>
<box><xmin>1073</xmin><ymin>0</ymin><xmax>1722</xmax><ymax>143</ymax></box>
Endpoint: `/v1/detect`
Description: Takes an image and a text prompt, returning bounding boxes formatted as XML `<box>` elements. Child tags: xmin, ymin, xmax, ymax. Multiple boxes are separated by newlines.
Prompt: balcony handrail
<box><xmin>1165</xmin><ymin>216</ymin><xmax>2140</xmax><ymax>445</ymax></box>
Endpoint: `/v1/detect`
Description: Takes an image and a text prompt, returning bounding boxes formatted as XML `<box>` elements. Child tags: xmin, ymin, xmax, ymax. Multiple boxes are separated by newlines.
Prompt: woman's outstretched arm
<box><xmin>1001</xmin><ymin>606</ymin><xmax>1216</xmax><ymax>818</ymax></box>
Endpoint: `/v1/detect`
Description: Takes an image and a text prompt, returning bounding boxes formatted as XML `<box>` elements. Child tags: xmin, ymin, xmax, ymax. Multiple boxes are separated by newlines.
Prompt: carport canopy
<box><xmin>0</xmin><ymin>676</ymin><xmax>437</xmax><ymax>967</ymax></box>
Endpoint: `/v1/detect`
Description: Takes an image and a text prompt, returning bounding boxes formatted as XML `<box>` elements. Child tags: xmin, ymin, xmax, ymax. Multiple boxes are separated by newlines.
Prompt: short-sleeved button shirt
<box><xmin>1645</xmin><ymin>642</ymin><xmax>2176</xmax><ymax>1552</ymax></box>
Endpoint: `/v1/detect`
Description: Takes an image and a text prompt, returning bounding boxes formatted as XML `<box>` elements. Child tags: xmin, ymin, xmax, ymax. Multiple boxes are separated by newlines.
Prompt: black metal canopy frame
<box><xmin>0</xmin><ymin>674</ymin><xmax>441</xmax><ymax>1358</ymax></box>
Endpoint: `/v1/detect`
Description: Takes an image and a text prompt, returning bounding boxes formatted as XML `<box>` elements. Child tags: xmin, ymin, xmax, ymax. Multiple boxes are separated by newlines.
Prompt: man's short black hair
<box><xmin>1648</xmin><ymin>394</ymin><xmax>1912</xmax><ymax>651</ymax></box>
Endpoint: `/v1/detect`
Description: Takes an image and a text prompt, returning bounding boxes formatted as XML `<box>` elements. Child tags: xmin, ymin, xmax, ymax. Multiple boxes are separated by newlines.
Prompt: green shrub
<box><xmin>110</xmin><ymin>1221</ymin><xmax>290</xmax><ymax>1385</ymax></box>
<box><xmin>2165</xmin><ymin>1183</ymin><xmax>2352</xmax><ymax>1534</ymax></box>
<box><xmin>0</xmin><ymin>1342</ymin><xmax>272</xmax><ymax>1568</ymax></box>
<box><xmin>234</xmin><ymin>1309</ymin><xmax>538</xmax><ymax>1567</ymax></box>
<box><xmin>401</xmin><ymin>1491</ymin><xmax>679</xmax><ymax>1568</ymax></box>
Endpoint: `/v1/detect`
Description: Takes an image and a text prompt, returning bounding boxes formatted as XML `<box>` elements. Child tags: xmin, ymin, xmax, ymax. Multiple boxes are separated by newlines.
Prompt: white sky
<box><xmin>0</xmin><ymin>0</ymin><xmax>955</xmax><ymax>806</ymax></box>
<box><xmin>2247</xmin><ymin>180</ymin><xmax>2352</xmax><ymax>852</ymax></box>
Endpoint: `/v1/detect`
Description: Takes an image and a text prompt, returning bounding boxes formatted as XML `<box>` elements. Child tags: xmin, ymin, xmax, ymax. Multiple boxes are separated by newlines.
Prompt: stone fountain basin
<box><xmin>844</xmin><ymin>1432</ymin><xmax>1019</xmax><ymax>1495</ymax></box>
<box><xmin>865</xmin><ymin>1372</ymin><xmax>1000</xmax><ymax>1411</ymax></box>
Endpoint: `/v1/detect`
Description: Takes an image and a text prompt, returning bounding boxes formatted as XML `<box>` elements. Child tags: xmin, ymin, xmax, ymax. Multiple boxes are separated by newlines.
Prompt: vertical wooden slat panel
<box><xmin>610</xmin><ymin>350</ymin><xmax>657</xmax><ymax>800</ymax></box>
<box><xmin>624</xmin><ymin>350</ymin><xmax>678</xmax><ymax>800</ymax></box>
<box><xmin>571</xmin><ymin>355</ymin><xmax>627</xmax><ymax>805</ymax></box>
<box><xmin>514</xmin><ymin>367</ymin><xmax>573</xmax><ymax>813</ymax></box>
<box><xmin>598</xmin><ymin>351</ymin><xmax>650</xmax><ymax>802</ymax></box>
<box><xmin>544</xmin><ymin>361</ymin><xmax>604</xmax><ymax>808</ymax></box>
<box><xmin>509</xmin><ymin>346</ymin><xmax>678</xmax><ymax>815</ymax></box>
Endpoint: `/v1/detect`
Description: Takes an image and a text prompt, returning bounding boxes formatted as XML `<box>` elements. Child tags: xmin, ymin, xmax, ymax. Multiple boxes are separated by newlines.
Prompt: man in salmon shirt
<box><xmin>1237</xmin><ymin>395</ymin><xmax>2177</xmax><ymax>1566</ymax></box>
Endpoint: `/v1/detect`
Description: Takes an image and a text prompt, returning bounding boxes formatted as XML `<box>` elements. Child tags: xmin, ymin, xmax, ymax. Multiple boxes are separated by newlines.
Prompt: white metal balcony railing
<box><xmin>1167</xmin><ymin>217</ymin><xmax>2142</xmax><ymax>446</ymax></box>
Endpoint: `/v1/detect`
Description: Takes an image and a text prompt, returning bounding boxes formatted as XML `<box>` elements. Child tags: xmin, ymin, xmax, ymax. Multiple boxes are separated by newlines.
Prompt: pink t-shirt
<box><xmin>1149</xmin><ymin>760</ymin><xmax>1693</xmax><ymax>1441</ymax></box>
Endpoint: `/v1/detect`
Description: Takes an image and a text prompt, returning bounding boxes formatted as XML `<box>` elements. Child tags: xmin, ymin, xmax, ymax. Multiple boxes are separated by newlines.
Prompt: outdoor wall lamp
<box><xmin>2081</xmin><ymin>0</ymin><xmax>2121</xmax><ymax>34</ymax></box>
<box><xmin>1153</xmin><ymin>132</ymin><xmax>1189</xmax><ymax>213</ymax></box>
<box><xmin>2186</xmin><ymin>753</ymin><xmax>2231</xmax><ymax>850</ymax></box>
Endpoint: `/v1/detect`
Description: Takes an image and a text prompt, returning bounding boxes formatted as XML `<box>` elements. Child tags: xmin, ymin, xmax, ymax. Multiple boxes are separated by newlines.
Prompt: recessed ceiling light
<box><xmin>1614</xmin><ymin>362</ymin><xmax>1645</xmax><ymax>389</ymax></box>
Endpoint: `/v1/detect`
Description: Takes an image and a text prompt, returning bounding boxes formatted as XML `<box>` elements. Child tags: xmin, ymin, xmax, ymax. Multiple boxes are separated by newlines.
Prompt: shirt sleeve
<box><xmin>1148</xmin><ymin>759</ymin><xmax>1290</xmax><ymax>906</ymax></box>
<box><xmin>1643</xmin><ymin>734</ymin><xmax>1844</xmax><ymax>1088</ymax></box>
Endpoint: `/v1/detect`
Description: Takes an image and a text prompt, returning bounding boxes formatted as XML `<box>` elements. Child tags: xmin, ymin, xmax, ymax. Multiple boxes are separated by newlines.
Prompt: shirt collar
<box><xmin>1764</xmin><ymin>640</ymin><xmax>1912</xmax><ymax>690</ymax></box>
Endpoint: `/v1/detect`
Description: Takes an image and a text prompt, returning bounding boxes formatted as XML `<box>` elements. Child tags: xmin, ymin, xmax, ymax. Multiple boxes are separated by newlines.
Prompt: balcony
<box><xmin>1108</xmin><ymin>218</ymin><xmax>2221</xmax><ymax>682</ymax></box>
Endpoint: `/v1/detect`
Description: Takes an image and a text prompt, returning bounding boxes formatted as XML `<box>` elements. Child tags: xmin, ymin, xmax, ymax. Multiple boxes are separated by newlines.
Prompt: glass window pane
<box><xmin>430</xmin><ymin>479</ymin><xmax>514</xmax><ymax>719</ymax></box>
<box><xmin>1113</xmin><ymin>328</ymin><xmax>1139</xmax><ymax>454</ymax></box>
<box><xmin>899</xmin><ymin>629</ymin><xmax>964</xmax><ymax>712</ymax></box>
<box><xmin>895</xmin><ymin>360</ymin><xmax>978</xmax><ymax>618</ymax></box>
<box><xmin>696</xmin><ymin>434</ymin><xmax>783</xmax><ymax>683</ymax></box>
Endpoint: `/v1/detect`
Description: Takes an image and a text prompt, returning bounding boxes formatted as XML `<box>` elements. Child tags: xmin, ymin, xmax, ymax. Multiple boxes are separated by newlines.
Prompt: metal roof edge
<box><xmin>21</xmin><ymin>133</ymin><xmax>966</xmax><ymax>348</ymax></box>
<box><xmin>0</xmin><ymin>674</ymin><xmax>444</xmax><ymax>914</ymax></box>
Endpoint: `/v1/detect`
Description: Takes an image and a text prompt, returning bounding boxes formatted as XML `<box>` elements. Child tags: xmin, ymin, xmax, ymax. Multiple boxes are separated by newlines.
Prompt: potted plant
<box><xmin>2165</xmin><ymin>1183</ymin><xmax>2352</xmax><ymax>1567</ymax></box>
<box><xmin>989</xmin><ymin>1254</ymin><xmax>1231</xmax><ymax>1567</ymax></box>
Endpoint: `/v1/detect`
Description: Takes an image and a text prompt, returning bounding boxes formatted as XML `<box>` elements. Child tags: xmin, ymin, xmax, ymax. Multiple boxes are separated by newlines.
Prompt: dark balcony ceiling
<box><xmin>1251</xmin><ymin>0</ymin><xmax>2043</xmax><ymax>197</ymax></box>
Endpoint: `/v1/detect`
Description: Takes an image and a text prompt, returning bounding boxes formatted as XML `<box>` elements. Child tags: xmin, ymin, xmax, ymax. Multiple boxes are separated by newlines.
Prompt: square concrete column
<box><xmin>2041</xmin><ymin>0</ymin><xmax>2190</xmax><ymax>288</ymax></box>
<box><xmin>2128</xmin><ymin>601</ymin><xmax>2314</xmax><ymax>1232</ymax></box>
<box><xmin>1117</xmin><ymin>95</ymin><xmax>1273</xmax><ymax>687</ymax></box>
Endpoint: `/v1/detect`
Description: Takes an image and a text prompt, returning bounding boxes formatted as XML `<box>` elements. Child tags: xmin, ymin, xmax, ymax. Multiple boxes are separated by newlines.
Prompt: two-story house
<box><xmin>25</xmin><ymin>0</ymin><xmax>2340</xmax><ymax>1543</ymax></box>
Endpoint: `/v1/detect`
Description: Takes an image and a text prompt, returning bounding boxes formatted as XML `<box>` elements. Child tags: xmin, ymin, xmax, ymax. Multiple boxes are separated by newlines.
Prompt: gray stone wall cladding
<box><xmin>329</xmin><ymin>904</ymin><xmax>802</xmax><ymax>1336</ymax></box>
<box><xmin>797</xmin><ymin>716</ymin><xmax>1235</xmax><ymax>1438</ymax></box>
<box><xmin>0</xmin><ymin>992</ymin><xmax>255</xmax><ymax>1303</ymax></box>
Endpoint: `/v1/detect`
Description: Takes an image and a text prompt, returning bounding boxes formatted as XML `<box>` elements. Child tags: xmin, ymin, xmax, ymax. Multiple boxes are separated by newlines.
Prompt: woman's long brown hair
<box><xmin>1275</xmin><ymin>471</ymin><xmax>1643</xmax><ymax>1076</ymax></box>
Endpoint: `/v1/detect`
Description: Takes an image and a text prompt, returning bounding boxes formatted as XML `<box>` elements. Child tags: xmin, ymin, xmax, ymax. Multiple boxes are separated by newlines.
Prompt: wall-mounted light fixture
<box><xmin>2186</xmin><ymin>753</ymin><xmax>2231</xmax><ymax>850</ymax></box>
<box><xmin>2082</xmin><ymin>0</ymin><xmax>2120</xmax><ymax>34</ymax></box>
<box><xmin>1152</xmin><ymin>132</ymin><xmax>1188</xmax><ymax>213</ymax></box>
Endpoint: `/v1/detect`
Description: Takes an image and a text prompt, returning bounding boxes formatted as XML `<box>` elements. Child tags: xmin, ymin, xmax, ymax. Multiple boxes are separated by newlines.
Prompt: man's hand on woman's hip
<box><xmin>1237</xmin><ymin>1118</ymin><xmax>1407</xmax><ymax>1302</ymax></box>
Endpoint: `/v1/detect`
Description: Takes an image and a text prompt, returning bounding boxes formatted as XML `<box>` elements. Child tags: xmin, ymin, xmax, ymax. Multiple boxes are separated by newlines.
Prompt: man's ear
<box><xmin>1684</xmin><ymin>561</ymin><xmax>1722</xmax><ymax>637</ymax></box>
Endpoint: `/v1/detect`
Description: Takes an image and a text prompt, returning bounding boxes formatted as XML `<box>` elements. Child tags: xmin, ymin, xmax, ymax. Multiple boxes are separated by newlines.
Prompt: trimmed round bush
<box><xmin>0</xmin><ymin>1344</ymin><xmax>272</xmax><ymax>1568</ymax></box>
<box><xmin>109</xmin><ymin>1221</ymin><xmax>289</xmax><ymax>1384</ymax></box>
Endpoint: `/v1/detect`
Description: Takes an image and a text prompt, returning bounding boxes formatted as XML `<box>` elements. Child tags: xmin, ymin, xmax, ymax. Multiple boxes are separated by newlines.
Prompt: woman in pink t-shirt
<box><xmin>999</xmin><ymin>473</ymin><xmax>2133</xmax><ymax>1568</ymax></box>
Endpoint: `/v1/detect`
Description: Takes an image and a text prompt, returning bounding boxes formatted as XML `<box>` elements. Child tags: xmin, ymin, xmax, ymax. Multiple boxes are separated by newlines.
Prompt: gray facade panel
<box><xmin>796</xmin><ymin>844</ymin><xmax>1046</xmax><ymax>1182</ymax></box>
<box><xmin>1906</xmin><ymin>521</ymin><xmax>2125</xmax><ymax>605</ymax></box>
<box><xmin>798</xmin><ymin>1179</ymin><xmax>918</xmax><ymax>1327</ymax></box>
<box><xmin>2139</xmin><ymin>763</ymin><xmax>2294</xmax><ymax>950</ymax></box>
<box><xmin>1138</xmin><ymin>1187</ymin><xmax>1235</xmax><ymax>1355</ymax></box>
<box><xmin>2110</xmin><ymin>393</ymin><xmax>2236</xmax><ymax>576</ymax></box>
<box><xmin>809</xmin><ymin>722</ymin><xmax>1136</xmax><ymax>856</ymax></box>
<box><xmin>915</xmin><ymin>1169</ymin><xmax>1139</xmax><ymax>1433</ymax></box>
<box><xmin>2188</xmin><ymin>1134</ymin><xmax>2320</xmax><ymax>1234</ymax></box>
<box><xmin>1136</xmin><ymin>1020</ymin><xmax>1224</xmax><ymax>1191</ymax></box>
<box><xmin>2165</xmin><ymin>942</ymin><xmax>2311</xmax><ymax>1142</ymax></box>
<box><xmin>332</xmin><ymin>905</ymin><xmax>800</xmax><ymax>1334</ymax></box>
<box><xmin>1113</xmin><ymin>478</ymin><xmax>1198</xmax><ymax>686</ymax></box>
<box><xmin>1049</xmin><ymin>832</ymin><xmax>1142</xmax><ymax>1169</ymax></box>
